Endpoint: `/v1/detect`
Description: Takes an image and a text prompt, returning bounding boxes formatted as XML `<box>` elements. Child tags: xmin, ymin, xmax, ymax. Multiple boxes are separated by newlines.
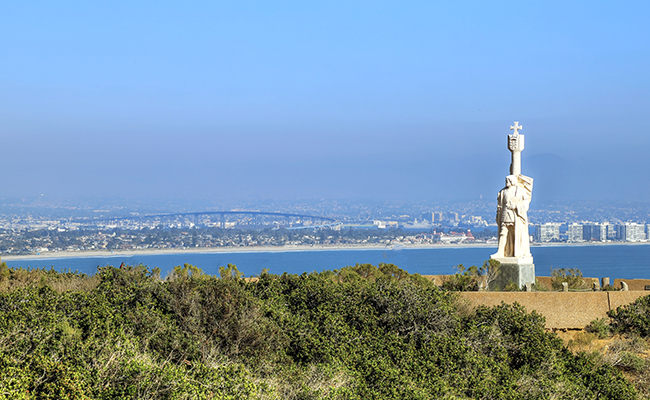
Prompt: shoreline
<box><xmin>1</xmin><ymin>243</ymin><xmax>494</xmax><ymax>261</ymax></box>
<box><xmin>3</xmin><ymin>240</ymin><xmax>650</xmax><ymax>261</ymax></box>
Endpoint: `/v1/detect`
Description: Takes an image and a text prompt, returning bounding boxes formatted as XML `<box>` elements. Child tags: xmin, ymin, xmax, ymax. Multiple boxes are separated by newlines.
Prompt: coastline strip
<box><xmin>3</xmin><ymin>241</ymin><xmax>650</xmax><ymax>262</ymax></box>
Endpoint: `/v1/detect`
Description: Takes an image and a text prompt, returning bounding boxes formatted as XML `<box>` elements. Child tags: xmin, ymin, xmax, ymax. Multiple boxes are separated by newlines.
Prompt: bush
<box><xmin>0</xmin><ymin>262</ymin><xmax>99</xmax><ymax>293</ymax></box>
<box><xmin>441</xmin><ymin>260</ymin><xmax>499</xmax><ymax>291</ymax></box>
<box><xmin>441</xmin><ymin>264</ymin><xmax>480</xmax><ymax>291</ymax></box>
<box><xmin>585</xmin><ymin>318</ymin><xmax>612</xmax><ymax>339</ymax></box>
<box><xmin>327</xmin><ymin>262</ymin><xmax>433</xmax><ymax>288</ymax></box>
<box><xmin>532</xmin><ymin>278</ymin><xmax>550</xmax><ymax>291</ymax></box>
<box><xmin>608</xmin><ymin>295</ymin><xmax>650</xmax><ymax>336</ymax></box>
<box><xmin>551</xmin><ymin>268</ymin><xmax>587</xmax><ymax>290</ymax></box>
<box><xmin>0</xmin><ymin>263</ymin><xmax>639</xmax><ymax>399</ymax></box>
<box><xmin>503</xmin><ymin>281</ymin><xmax>522</xmax><ymax>291</ymax></box>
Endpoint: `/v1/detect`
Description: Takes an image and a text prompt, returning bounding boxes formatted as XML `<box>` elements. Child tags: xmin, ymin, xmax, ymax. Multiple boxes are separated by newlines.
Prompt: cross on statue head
<box><xmin>510</xmin><ymin>121</ymin><xmax>522</xmax><ymax>135</ymax></box>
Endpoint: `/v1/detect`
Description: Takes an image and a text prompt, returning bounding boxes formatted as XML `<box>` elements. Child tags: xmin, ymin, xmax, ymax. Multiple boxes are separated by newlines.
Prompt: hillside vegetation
<box><xmin>0</xmin><ymin>262</ymin><xmax>638</xmax><ymax>399</ymax></box>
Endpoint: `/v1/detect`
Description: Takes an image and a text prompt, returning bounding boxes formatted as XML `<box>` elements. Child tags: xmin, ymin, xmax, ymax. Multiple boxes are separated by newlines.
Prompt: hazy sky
<box><xmin>2</xmin><ymin>1</ymin><xmax>649</xmax><ymax>204</ymax></box>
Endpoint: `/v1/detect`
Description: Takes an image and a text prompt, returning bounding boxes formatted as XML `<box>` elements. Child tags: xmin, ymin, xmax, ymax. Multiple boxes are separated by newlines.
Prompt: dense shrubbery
<box><xmin>550</xmin><ymin>267</ymin><xmax>588</xmax><ymax>290</ymax></box>
<box><xmin>609</xmin><ymin>295</ymin><xmax>650</xmax><ymax>337</ymax></box>
<box><xmin>0</xmin><ymin>262</ymin><xmax>638</xmax><ymax>399</ymax></box>
<box><xmin>585</xmin><ymin>318</ymin><xmax>612</xmax><ymax>339</ymax></box>
<box><xmin>441</xmin><ymin>259</ymin><xmax>502</xmax><ymax>291</ymax></box>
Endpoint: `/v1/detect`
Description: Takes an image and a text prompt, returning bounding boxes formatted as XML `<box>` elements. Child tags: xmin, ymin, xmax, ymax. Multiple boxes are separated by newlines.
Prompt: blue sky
<box><xmin>1</xmin><ymin>1</ymin><xmax>649</xmax><ymax>204</ymax></box>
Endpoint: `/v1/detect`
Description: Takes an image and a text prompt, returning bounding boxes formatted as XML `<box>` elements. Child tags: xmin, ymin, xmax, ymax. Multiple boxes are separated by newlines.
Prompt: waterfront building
<box><xmin>373</xmin><ymin>220</ymin><xmax>399</xmax><ymax>229</ymax></box>
<box><xmin>533</xmin><ymin>223</ymin><xmax>561</xmax><ymax>242</ymax></box>
<box><xmin>583</xmin><ymin>223</ymin><xmax>607</xmax><ymax>241</ymax></box>
<box><xmin>567</xmin><ymin>223</ymin><xmax>584</xmax><ymax>243</ymax></box>
<box><xmin>617</xmin><ymin>222</ymin><xmax>646</xmax><ymax>242</ymax></box>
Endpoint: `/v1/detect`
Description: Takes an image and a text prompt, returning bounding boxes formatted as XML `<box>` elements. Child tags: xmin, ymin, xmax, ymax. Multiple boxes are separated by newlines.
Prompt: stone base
<box><xmin>489</xmin><ymin>256</ymin><xmax>535</xmax><ymax>291</ymax></box>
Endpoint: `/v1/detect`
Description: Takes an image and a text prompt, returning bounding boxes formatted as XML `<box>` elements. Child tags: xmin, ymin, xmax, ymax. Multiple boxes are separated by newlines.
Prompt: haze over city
<box><xmin>2</xmin><ymin>1</ymin><xmax>649</xmax><ymax>205</ymax></box>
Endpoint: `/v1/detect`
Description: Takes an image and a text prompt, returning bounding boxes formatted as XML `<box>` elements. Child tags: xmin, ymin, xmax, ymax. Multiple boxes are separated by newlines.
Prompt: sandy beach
<box><xmin>2</xmin><ymin>241</ymin><xmax>648</xmax><ymax>261</ymax></box>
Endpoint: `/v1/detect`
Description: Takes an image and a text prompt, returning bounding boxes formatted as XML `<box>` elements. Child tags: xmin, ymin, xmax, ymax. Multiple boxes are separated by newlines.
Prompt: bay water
<box><xmin>4</xmin><ymin>244</ymin><xmax>650</xmax><ymax>281</ymax></box>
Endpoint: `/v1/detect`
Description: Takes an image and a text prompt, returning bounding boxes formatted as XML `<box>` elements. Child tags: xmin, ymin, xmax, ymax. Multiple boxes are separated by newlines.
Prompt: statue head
<box><xmin>505</xmin><ymin>175</ymin><xmax>517</xmax><ymax>187</ymax></box>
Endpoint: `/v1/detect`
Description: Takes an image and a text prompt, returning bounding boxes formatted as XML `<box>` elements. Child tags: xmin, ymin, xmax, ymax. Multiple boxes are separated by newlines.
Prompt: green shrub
<box><xmin>551</xmin><ymin>268</ymin><xmax>586</xmax><ymax>290</ymax></box>
<box><xmin>441</xmin><ymin>260</ymin><xmax>500</xmax><ymax>292</ymax></box>
<box><xmin>0</xmin><ymin>263</ymin><xmax>639</xmax><ymax>399</ymax></box>
<box><xmin>608</xmin><ymin>295</ymin><xmax>650</xmax><ymax>336</ymax></box>
<box><xmin>565</xmin><ymin>352</ymin><xmax>637</xmax><ymax>400</ymax></box>
<box><xmin>168</xmin><ymin>262</ymin><xmax>205</xmax><ymax>279</ymax></box>
<box><xmin>619</xmin><ymin>351</ymin><xmax>647</xmax><ymax>372</ymax></box>
<box><xmin>503</xmin><ymin>281</ymin><xmax>521</xmax><ymax>291</ymax></box>
<box><xmin>327</xmin><ymin>262</ymin><xmax>433</xmax><ymax>288</ymax></box>
<box><xmin>585</xmin><ymin>318</ymin><xmax>612</xmax><ymax>339</ymax></box>
<box><xmin>532</xmin><ymin>278</ymin><xmax>550</xmax><ymax>292</ymax></box>
<box><xmin>441</xmin><ymin>264</ymin><xmax>480</xmax><ymax>291</ymax></box>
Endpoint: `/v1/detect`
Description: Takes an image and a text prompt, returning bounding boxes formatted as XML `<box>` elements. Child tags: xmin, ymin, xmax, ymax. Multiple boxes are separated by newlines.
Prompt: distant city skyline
<box><xmin>2</xmin><ymin>2</ymin><xmax>649</xmax><ymax>203</ymax></box>
<box><xmin>2</xmin><ymin>197</ymin><xmax>649</xmax><ymax>228</ymax></box>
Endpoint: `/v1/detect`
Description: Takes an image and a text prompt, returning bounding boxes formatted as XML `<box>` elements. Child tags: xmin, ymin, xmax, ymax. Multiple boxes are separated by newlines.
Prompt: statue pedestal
<box><xmin>489</xmin><ymin>256</ymin><xmax>535</xmax><ymax>290</ymax></box>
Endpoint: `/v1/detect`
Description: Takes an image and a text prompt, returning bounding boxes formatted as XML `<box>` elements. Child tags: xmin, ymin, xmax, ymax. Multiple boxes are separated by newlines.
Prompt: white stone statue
<box><xmin>489</xmin><ymin>122</ymin><xmax>535</xmax><ymax>289</ymax></box>
<box><xmin>491</xmin><ymin>121</ymin><xmax>534</xmax><ymax>259</ymax></box>
<box><xmin>493</xmin><ymin>174</ymin><xmax>533</xmax><ymax>258</ymax></box>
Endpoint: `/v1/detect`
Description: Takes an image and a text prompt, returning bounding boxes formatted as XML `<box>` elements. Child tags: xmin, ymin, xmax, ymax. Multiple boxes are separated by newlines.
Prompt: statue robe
<box><xmin>495</xmin><ymin>176</ymin><xmax>533</xmax><ymax>258</ymax></box>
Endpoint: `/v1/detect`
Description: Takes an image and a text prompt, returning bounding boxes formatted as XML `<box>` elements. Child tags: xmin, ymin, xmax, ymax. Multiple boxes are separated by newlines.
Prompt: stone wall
<box><xmin>460</xmin><ymin>291</ymin><xmax>649</xmax><ymax>329</ymax></box>
<box><xmin>608</xmin><ymin>291</ymin><xmax>650</xmax><ymax>311</ymax></box>
<box><xmin>534</xmin><ymin>276</ymin><xmax>599</xmax><ymax>290</ymax></box>
<box><xmin>423</xmin><ymin>275</ymin><xmax>600</xmax><ymax>290</ymax></box>
<box><xmin>419</xmin><ymin>275</ymin><xmax>650</xmax><ymax>329</ymax></box>
<box><xmin>612</xmin><ymin>278</ymin><xmax>650</xmax><ymax>291</ymax></box>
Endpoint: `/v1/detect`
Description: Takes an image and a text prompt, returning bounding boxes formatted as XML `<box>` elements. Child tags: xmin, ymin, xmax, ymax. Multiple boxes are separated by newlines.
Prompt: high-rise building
<box><xmin>428</xmin><ymin>212</ymin><xmax>443</xmax><ymax>223</ymax></box>
<box><xmin>618</xmin><ymin>223</ymin><xmax>646</xmax><ymax>242</ymax></box>
<box><xmin>567</xmin><ymin>223</ymin><xmax>584</xmax><ymax>242</ymax></box>
<box><xmin>583</xmin><ymin>223</ymin><xmax>607</xmax><ymax>241</ymax></box>
<box><xmin>606</xmin><ymin>224</ymin><xmax>618</xmax><ymax>240</ymax></box>
<box><xmin>533</xmin><ymin>223</ymin><xmax>561</xmax><ymax>242</ymax></box>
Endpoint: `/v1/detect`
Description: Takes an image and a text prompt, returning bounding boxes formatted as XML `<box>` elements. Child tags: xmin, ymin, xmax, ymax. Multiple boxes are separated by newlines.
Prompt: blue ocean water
<box><xmin>4</xmin><ymin>244</ymin><xmax>650</xmax><ymax>280</ymax></box>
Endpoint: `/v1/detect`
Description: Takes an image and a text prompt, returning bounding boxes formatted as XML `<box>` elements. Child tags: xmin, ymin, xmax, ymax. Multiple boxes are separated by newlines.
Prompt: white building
<box><xmin>534</xmin><ymin>223</ymin><xmax>561</xmax><ymax>242</ymax></box>
<box><xmin>618</xmin><ymin>222</ymin><xmax>646</xmax><ymax>242</ymax></box>
<box><xmin>567</xmin><ymin>223</ymin><xmax>584</xmax><ymax>243</ymax></box>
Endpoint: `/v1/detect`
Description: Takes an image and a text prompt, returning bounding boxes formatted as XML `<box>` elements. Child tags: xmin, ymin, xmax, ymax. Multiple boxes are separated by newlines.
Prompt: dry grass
<box><xmin>560</xmin><ymin>330</ymin><xmax>607</xmax><ymax>353</ymax></box>
<box><xmin>558</xmin><ymin>327</ymin><xmax>650</xmax><ymax>399</ymax></box>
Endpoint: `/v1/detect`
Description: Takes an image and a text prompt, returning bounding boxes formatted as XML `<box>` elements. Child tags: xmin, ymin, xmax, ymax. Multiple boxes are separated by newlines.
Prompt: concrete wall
<box><xmin>534</xmin><ymin>276</ymin><xmax>599</xmax><ymax>290</ymax></box>
<box><xmin>460</xmin><ymin>291</ymin><xmax>649</xmax><ymax>329</ymax></box>
<box><xmin>613</xmin><ymin>278</ymin><xmax>650</xmax><ymax>291</ymax></box>
<box><xmin>424</xmin><ymin>275</ymin><xmax>445</xmax><ymax>285</ymax></box>
<box><xmin>424</xmin><ymin>275</ymin><xmax>600</xmax><ymax>290</ymax></box>
<box><xmin>608</xmin><ymin>291</ymin><xmax>650</xmax><ymax>311</ymax></box>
